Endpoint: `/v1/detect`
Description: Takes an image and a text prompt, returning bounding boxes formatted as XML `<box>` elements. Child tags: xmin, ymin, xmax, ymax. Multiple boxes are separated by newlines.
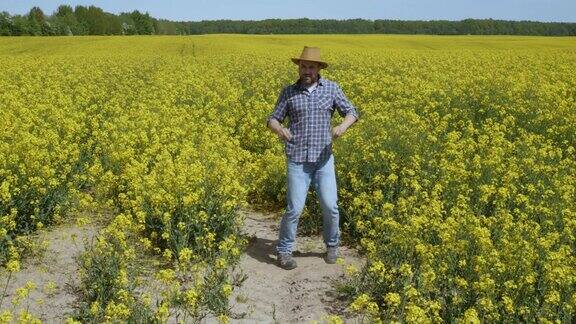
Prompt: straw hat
<box><xmin>291</xmin><ymin>46</ymin><xmax>328</xmax><ymax>69</ymax></box>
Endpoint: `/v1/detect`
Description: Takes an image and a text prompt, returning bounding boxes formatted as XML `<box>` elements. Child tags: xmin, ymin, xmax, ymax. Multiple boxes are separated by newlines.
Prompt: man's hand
<box><xmin>268</xmin><ymin>118</ymin><xmax>293</xmax><ymax>142</ymax></box>
<box><xmin>332</xmin><ymin>125</ymin><xmax>345</xmax><ymax>139</ymax></box>
<box><xmin>277</xmin><ymin>127</ymin><xmax>293</xmax><ymax>142</ymax></box>
<box><xmin>332</xmin><ymin>114</ymin><xmax>358</xmax><ymax>139</ymax></box>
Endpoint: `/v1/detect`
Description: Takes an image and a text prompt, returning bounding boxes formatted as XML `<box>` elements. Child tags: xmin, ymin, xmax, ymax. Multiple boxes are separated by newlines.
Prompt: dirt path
<box><xmin>0</xmin><ymin>219</ymin><xmax>99</xmax><ymax>321</ymax></box>
<box><xmin>224</xmin><ymin>209</ymin><xmax>364</xmax><ymax>323</ymax></box>
<box><xmin>0</xmin><ymin>208</ymin><xmax>364</xmax><ymax>323</ymax></box>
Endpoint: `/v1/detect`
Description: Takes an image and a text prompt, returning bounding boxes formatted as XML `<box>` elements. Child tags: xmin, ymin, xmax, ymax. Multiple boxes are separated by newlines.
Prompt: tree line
<box><xmin>1</xmin><ymin>5</ymin><xmax>575</xmax><ymax>36</ymax></box>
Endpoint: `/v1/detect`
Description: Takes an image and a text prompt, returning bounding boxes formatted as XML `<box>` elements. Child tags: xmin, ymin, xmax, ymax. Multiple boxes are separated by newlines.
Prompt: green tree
<box><xmin>27</xmin><ymin>6</ymin><xmax>45</xmax><ymax>35</ymax></box>
<box><xmin>73</xmin><ymin>5</ymin><xmax>90</xmax><ymax>35</ymax></box>
<box><xmin>0</xmin><ymin>11</ymin><xmax>11</xmax><ymax>35</ymax></box>
<box><xmin>129</xmin><ymin>10</ymin><xmax>154</xmax><ymax>34</ymax></box>
<box><xmin>53</xmin><ymin>4</ymin><xmax>77</xmax><ymax>35</ymax></box>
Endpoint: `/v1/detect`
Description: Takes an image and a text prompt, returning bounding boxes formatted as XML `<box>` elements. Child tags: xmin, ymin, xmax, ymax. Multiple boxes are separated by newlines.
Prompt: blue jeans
<box><xmin>276</xmin><ymin>153</ymin><xmax>340</xmax><ymax>254</ymax></box>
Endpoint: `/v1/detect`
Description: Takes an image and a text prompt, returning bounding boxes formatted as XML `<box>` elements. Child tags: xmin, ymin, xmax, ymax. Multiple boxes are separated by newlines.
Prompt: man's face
<box><xmin>298</xmin><ymin>60</ymin><xmax>321</xmax><ymax>86</ymax></box>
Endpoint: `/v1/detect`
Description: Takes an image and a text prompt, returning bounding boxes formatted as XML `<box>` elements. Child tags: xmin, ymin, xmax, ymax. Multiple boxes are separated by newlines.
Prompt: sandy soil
<box><xmin>0</xmin><ymin>220</ymin><xmax>99</xmax><ymax>322</ymax></box>
<box><xmin>0</xmin><ymin>208</ymin><xmax>364</xmax><ymax>323</ymax></box>
<box><xmin>219</xmin><ymin>209</ymin><xmax>364</xmax><ymax>324</ymax></box>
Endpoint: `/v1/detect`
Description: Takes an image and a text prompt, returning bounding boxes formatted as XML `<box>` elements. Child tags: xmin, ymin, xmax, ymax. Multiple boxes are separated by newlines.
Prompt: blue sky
<box><xmin>1</xmin><ymin>0</ymin><xmax>575</xmax><ymax>22</ymax></box>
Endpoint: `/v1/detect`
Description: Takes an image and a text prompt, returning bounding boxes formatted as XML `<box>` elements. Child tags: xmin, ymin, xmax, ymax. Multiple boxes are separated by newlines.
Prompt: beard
<box><xmin>301</xmin><ymin>74</ymin><xmax>317</xmax><ymax>85</ymax></box>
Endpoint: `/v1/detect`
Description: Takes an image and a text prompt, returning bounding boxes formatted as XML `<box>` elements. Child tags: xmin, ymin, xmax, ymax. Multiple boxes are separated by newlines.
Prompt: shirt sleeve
<box><xmin>334</xmin><ymin>84</ymin><xmax>360</xmax><ymax>120</ymax></box>
<box><xmin>267</xmin><ymin>87</ymin><xmax>289</xmax><ymax>125</ymax></box>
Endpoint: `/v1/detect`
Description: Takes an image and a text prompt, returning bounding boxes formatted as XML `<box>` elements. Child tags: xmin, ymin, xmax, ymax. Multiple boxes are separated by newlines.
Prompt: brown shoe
<box><xmin>325</xmin><ymin>246</ymin><xmax>338</xmax><ymax>264</ymax></box>
<box><xmin>277</xmin><ymin>252</ymin><xmax>297</xmax><ymax>270</ymax></box>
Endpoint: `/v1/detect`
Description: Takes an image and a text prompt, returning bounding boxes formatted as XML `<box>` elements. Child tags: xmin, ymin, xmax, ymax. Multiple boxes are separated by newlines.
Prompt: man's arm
<box><xmin>267</xmin><ymin>87</ymin><xmax>293</xmax><ymax>141</ymax></box>
<box><xmin>332</xmin><ymin>84</ymin><xmax>360</xmax><ymax>139</ymax></box>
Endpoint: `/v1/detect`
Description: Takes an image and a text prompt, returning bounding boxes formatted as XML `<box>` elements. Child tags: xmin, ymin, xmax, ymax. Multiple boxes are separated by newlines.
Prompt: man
<box><xmin>266</xmin><ymin>46</ymin><xmax>360</xmax><ymax>270</ymax></box>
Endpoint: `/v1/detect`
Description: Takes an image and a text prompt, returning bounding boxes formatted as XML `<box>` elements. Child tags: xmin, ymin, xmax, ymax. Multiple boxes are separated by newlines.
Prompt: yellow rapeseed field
<box><xmin>0</xmin><ymin>35</ymin><xmax>575</xmax><ymax>322</ymax></box>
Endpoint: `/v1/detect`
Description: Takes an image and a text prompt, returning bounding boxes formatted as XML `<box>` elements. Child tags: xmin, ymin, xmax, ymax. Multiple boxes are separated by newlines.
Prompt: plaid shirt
<box><xmin>267</xmin><ymin>75</ymin><xmax>360</xmax><ymax>163</ymax></box>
